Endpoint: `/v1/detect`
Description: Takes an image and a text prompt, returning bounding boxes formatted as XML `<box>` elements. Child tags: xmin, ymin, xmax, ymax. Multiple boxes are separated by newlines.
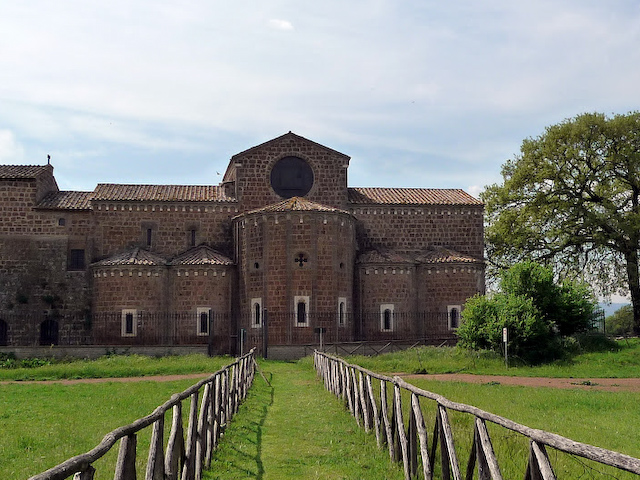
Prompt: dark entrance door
<box><xmin>40</xmin><ymin>318</ymin><xmax>59</xmax><ymax>345</ymax></box>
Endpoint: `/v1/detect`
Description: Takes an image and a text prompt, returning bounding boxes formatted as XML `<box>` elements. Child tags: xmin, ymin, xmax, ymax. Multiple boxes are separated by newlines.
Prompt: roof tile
<box><xmin>90</xmin><ymin>184</ymin><xmax>235</xmax><ymax>202</ymax></box>
<box><xmin>0</xmin><ymin>165</ymin><xmax>52</xmax><ymax>179</ymax></box>
<box><xmin>170</xmin><ymin>245</ymin><xmax>233</xmax><ymax>266</ymax></box>
<box><xmin>37</xmin><ymin>191</ymin><xmax>92</xmax><ymax>210</ymax></box>
<box><xmin>348</xmin><ymin>187</ymin><xmax>482</xmax><ymax>206</ymax></box>
<box><xmin>92</xmin><ymin>248</ymin><xmax>167</xmax><ymax>267</ymax></box>
<box><xmin>239</xmin><ymin>196</ymin><xmax>351</xmax><ymax>216</ymax></box>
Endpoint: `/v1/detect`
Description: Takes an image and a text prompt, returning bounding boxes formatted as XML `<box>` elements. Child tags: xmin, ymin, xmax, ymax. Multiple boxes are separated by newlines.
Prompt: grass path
<box><xmin>205</xmin><ymin>359</ymin><xmax>405</xmax><ymax>480</ymax></box>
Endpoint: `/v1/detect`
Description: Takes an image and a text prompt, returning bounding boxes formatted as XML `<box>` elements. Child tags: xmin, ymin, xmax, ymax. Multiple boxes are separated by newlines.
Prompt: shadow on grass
<box><xmin>206</xmin><ymin>372</ymin><xmax>275</xmax><ymax>479</ymax></box>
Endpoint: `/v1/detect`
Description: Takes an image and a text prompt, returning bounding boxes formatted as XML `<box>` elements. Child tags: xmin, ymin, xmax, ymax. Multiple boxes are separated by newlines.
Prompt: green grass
<box><xmin>0</xmin><ymin>379</ymin><xmax>198</xmax><ymax>479</ymax></box>
<box><xmin>400</xmin><ymin>379</ymin><xmax>640</xmax><ymax>478</ymax></box>
<box><xmin>0</xmin><ymin>353</ymin><xmax>233</xmax><ymax>381</ymax></box>
<box><xmin>2</xmin><ymin>345</ymin><xmax>640</xmax><ymax>479</ymax></box>
<box><xmin>344</xmin><ymin>337</ymin><xmax>640</xmax><ymax>378</ymax></box>
<box><xmin>207</xmin><ymin>360</ymin><xmax>404</xmax><ymax>480</ymax></box>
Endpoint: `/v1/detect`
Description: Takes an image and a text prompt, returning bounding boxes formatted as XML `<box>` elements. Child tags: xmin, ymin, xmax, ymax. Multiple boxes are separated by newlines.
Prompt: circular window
<box><xmin>270</xmin><ymin>156</ymin><xmax>314</xmax><ymax>198</ymax></box>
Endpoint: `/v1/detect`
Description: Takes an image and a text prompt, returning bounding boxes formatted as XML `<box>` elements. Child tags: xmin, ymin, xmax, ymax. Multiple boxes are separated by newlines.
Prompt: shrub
<box><xmin>458</xmin><ymin>261</ymin><xmax>597</xmax><ymax>364</ymax></box>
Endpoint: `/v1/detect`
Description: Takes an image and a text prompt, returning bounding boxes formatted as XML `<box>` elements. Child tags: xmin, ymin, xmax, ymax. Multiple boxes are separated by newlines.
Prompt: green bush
<box><xmin>458</xmin><ymin>261</ymin><xmax>597</xmax><ymax>364</ymax></box>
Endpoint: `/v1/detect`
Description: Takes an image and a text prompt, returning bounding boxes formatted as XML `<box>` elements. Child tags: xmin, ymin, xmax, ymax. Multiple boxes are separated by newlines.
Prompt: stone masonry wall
<box><xmin>352</xmin><ymin>205</ymin><xmax>484</xmax><ymax>257</ymax></box>
<box><xmin>92</xmin><ymin>202</ymin><xmax>237</xmax><ymax>259</ymax></box>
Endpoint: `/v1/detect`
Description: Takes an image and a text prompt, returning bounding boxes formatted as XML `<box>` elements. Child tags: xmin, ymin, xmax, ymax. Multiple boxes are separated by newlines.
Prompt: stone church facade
<box><xmin>0</xmin><ymin>132</ymin><xmax>484</xmax><ymax>354</ymax></box>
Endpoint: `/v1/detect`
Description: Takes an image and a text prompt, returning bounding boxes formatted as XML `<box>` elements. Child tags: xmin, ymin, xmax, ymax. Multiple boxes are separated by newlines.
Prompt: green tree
<box><xmin>483</xmin><ymin>112</ymin><xmax>640</xmax><ymax>333</ymax></box>
<box><xmin>605</xmin><ymin>304</ymin><xmax>634</xmax><ymax>336</ymax></box>
<box><xmin>457</xmin><ymin>262</ymin><xmax>597</xmax><ymax>363</ymax></box>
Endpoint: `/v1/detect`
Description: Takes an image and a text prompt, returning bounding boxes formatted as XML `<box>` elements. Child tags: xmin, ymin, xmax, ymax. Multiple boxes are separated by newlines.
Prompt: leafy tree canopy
<box><xmin>605</xmin><ymin>304</ymin><xmax>634</xmax><ymax>337</ymax></box>
<box><xmin>457</xmin><ymin>262</ymin><xmax>597</xmax><ymax>363</ymax></box>
<box><xmin>482</xmin><ymin>112</ymin><xmax>640</xmax><ymax>332</ymax></box>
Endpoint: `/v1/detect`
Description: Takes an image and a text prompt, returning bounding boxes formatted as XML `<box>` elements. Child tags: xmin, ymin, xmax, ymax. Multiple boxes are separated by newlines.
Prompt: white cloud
<box><xmin>0</xmin><ymin>130</ymin><xmax>25</xmax><ymax>163</ymax></box>
<box><xmin>268</xmin><ymin>18</ymin><xmax>294</xmax><ymax>30</ymax></box>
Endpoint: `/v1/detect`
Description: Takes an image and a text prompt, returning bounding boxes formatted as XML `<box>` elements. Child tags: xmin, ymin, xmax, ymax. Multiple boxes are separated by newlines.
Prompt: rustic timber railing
<box><xmin>314</xmin><ymin>350</ymin><xmax>640</xmax><ymax>479</ymax></box>
<box><xmin>29</xmin><ymin>348</ymin><xmax>256</xmax><ymax>480</ymax></box>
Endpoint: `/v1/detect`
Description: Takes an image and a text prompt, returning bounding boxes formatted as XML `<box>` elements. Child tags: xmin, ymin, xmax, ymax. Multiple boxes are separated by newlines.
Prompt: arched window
<box><xmin>197</xmin><ymin>307</ymin><xmax>211</xmax><ymax>336</ymax></box>
<box><xmin>447</xmin><ymin>305</ymin><xmax>462</xmax><ymax>330</ymax></box>
<box><xmin>251</xmin><ymin>298</ymin><xmax>262</xmax><ymax>327</ymax></box>
<box><xmin>294</xmin><ymin>296</ymin><xmax>310</xmax><ymax>326</ymax></box>
<box><xmin>380</xmin><ymin>304</ymin><xmax>394</xmax><ymax>332</ymax></box>
<box><xmin>338</xmin><ymin>301</ymin><xmax>346</xmax><ymax>326</ymax></box>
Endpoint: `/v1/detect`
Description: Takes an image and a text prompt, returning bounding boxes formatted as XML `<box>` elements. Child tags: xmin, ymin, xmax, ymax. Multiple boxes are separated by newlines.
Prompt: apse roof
<box><xmin>92</xmin><ymin>247</ymin><xmax>167</xmax><ymax>267</ymax></box>
<box><xmin>170</xmin><ymin>245</ymin><xmax>233</xmax><ymax>266</ymax></box>
<box><xmin>238</xmin><ymin>196</ymin><xmax>352</xmax><ymax>216</ymax></box>
<box><xmin>348</xmin><ymin>187</ymin><xmax>482</xmax><ymax>206</ymax></box>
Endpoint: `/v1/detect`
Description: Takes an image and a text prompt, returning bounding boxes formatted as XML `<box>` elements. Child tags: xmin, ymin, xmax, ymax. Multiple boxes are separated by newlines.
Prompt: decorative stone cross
<box><xmin>294</xmin><ymin>253</ymin><xmax>308</xmax><ymax>267</ymax></box>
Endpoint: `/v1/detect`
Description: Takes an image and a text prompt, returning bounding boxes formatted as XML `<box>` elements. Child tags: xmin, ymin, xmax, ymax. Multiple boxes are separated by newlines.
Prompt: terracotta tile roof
<box><xmin>348</xmin><ymin>187</ymin><xmax>482</xmax><ymax>206</ymax></box>
<box><xmin>36</xmin><ymin>191</ymin><xmax>92</xmax><ymax>210</ymax></box>
<box><xmin>92</xmin><ymin>248</ymin><xmax>167</xmax><ymax>267</ymax></box>
<box><xmin>358</xmin><ymin>247</ymin><xmax>483</xmax><ymax>265</ymax></box>
<box><xmin>239</xmin><ymin>196</ymin><xmax>351</xmax><ymax>216</ymax></box>
<box><xmin>90</xmin><ymin>184</ymin><xmax>235</xmax><ymax>202</ymax></box>
<box><xmin>0</xmin><ymin>165</ymin><xmax>53</xmax><ymax>179</ymax></box>
<box><xmin>415</xmin><ymin>247</ymin><xmax>483</xmax><ymax>264</ymax></box>
<box><xmin>170</xmin><ymin>245</ymin><xmax>233</xmax><ymax>266</ymax></box>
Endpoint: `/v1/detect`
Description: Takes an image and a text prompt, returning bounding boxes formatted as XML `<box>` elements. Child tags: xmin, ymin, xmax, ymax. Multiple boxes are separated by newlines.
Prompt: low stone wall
<box><xmin>0</xmin><ymin>345</ymin><xmax>209</xmax><ymax>359</ymax></box>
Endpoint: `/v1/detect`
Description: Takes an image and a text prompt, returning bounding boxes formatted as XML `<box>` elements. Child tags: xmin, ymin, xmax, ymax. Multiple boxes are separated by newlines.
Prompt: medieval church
<box><xmin>0</xmin><ymin>132</ymin><xmax>485</xmax><ymax>354</ymax></box>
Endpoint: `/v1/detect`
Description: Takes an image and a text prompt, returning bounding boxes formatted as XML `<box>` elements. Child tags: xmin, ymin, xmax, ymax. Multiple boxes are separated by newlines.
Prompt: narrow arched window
<box><xmin>254</xmin><ymin>303</ymin><xmax>261</xmax><ymax>326</ymax></box>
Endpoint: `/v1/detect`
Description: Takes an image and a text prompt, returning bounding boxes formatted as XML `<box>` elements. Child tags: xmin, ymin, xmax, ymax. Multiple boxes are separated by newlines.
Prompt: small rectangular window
<box><xmin>197</xmin><ymin>307</ymin><xmax>211</xmax><ymax>336</ymax></box>
<box><xmin>146</xmin><ymin>228</ymin><xmax>153</xmax><ymax>247</ymax></box>
<box><xmin>121</xmin><ymin>309</ymin><xmax>137</xmax><ymax>337</ymax></box>
<box><xmin>68</xmin><ymin>249</ymin><xmax>85</xmax><ymax>270</ymax></box>
<box><xmin>190</xmin><ymin>229</ymin><xmax>197</xmax><ymax>247</ymax></box>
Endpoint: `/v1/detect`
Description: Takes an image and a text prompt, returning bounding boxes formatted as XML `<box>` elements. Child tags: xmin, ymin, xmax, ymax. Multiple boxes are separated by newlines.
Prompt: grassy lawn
<box><xmin>206</xmin><ymin>360</ymin><xmax>404</xmax><ymax>480</ymax></box>
<box><xmin>1</xmin><ymin>344</ymin><xmax>639</xmax><ymax>479</ymax></box>
<box><xmin>344</xmin><ymin>337</ymin><xmax>640</xmax><ymax>377</ymax></box>
<box><xmin>0</xmin><ymin>353</ymin><xmax>233</xmax><ymax>381</ymax></box>
<box><xmin>0</xmin><ymin>379</ymin><xmax>198</xmax><ymax>479</ymax></box>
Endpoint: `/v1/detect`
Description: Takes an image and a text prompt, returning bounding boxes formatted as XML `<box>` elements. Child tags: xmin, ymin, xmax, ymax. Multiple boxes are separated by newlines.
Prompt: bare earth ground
<box><xmin>398</xmin><ymin>374</ymin><xmax>640</xmax><ymax>392</ymax></box>
<box><xmin>4</xmin><ymin>373</ymin><xmax>640</xmax><ymax>392</ymax></box>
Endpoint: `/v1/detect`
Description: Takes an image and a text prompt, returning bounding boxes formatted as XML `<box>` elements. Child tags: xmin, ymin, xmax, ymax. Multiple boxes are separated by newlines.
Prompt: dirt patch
<box><xmin>398</xmin><ymin>374</ymin><xmax>640</xmax><ymax>392</ymax></box>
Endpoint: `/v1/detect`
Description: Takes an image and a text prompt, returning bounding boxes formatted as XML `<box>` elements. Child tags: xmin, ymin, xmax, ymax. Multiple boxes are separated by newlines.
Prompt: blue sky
<box><xmin>1</xmin><ymin>0</ymin><xmax>640</xmax><ymax>202</ymax></box>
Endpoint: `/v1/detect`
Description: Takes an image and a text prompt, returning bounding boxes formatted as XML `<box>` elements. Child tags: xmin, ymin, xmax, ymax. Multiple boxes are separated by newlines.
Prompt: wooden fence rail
<box><xmin>28</xmin><ymin>348</ymin><xmax>257</xmax><ymax>480</ymax></box>
<box><xmin>314</xmin><ymin>350</ymin><xmax>640</xmax><ymax>480</ymax></box>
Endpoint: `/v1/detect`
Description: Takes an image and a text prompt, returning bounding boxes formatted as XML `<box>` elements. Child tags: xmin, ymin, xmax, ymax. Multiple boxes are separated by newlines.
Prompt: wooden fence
<box><xmin>314</xmin><ymin>350</ymin><xmax>640</xmax><ymax>479</ymax></box>
<box><xmin>28</xmin><ymin>348</ymin><xmax>257</xmax><ymax>480</ymax></box>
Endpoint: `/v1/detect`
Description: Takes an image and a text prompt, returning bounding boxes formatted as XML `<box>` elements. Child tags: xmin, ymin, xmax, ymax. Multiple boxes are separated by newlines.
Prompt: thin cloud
<box><xmin>268</xmin><ymin>19</ymin><xmax>294</xmax><ymax>31</ymax></box>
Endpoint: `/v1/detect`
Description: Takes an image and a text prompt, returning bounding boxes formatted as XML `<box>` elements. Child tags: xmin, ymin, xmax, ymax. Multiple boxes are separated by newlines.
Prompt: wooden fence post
<box><xmin>114</xmin><ymin>434</ymin><xmax>137</xmax><ymax>480</ymax></box>
<box><xmin>145</xmin><ymin>417</ymin><xmax>165</xmax><ymax>480</ymax></box>
<box><xmin>181</xmin><ymin>392</ymin><xmax>198</xmax><ymax>480</ymax></box>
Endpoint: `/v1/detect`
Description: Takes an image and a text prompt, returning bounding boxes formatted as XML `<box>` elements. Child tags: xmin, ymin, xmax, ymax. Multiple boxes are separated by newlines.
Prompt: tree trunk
<box><xmin>623</xmin><ymin>249</ymin><xmax>640</xmax><ymax>334</ymax></box>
